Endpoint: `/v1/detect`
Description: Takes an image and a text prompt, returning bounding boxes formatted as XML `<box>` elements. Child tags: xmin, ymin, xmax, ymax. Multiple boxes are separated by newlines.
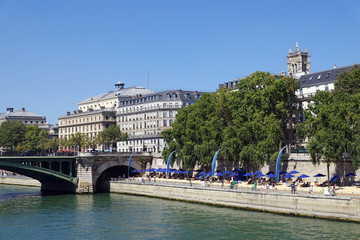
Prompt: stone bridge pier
<box><xmin>75</xmin><ymin>153</ymin><xmax>152</xmax><ymax>193</ymax></box>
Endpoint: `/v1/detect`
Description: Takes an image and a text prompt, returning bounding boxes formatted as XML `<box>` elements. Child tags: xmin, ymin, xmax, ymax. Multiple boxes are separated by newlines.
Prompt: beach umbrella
<box><xmin>224</xmin><ymin>171</ymin><xmax>232</xmax><ymax>174</ymax></box>
<box><xmin>313</xmin><ymin>173</ymin><xmax>326</xmax><ymax>177</ymax></box>
<box><xmin>284</xmin><ymin>174</ymin><xmax>295</xmax><ymax>179</ymax></box>
<box><xmin>345</xmin><ymin>173</ymin><xmax>356</xmax><ymax>177</ymax></box>
<box><xmin>216</xmin><ymin>172</ymin><xmax>224</xmax><ymax>176</ymax></box>
<box><xmin>289</xmin><ymin>170</ymin><xmax>300</xmax><ymax>174</ymax></box>
<box><xmin>266</xmin><ymin>173</ymin><xmax>276</xmax><ymax>178</ymax></box>
<box><xmin>216</xmin><ymin>170</ymin><xmax>223</xmax><ymax>173</ymax></box>
<box><xmin>198</xmin><ymin>171</ymin><xmax>204</xmax><ymax>175</ymax></box>
<box><xmin>206</xmin><ymin>172</ymin><xmax>211</xmax><ymax>178</ymax></box>
<box><xmin>256</xmin><ymin>174</ymin><xmax>265</xmax><ymax>178</ymax></box>
<box><xmin>298</xmin><ymin>174</ymin><xmax>309</xmax><ymax>178</ymax></box>
<box><xmin>183</xmin><ymin>171</ymin><xmax>190</xmax><ymax>174</ymax></box>
<box><xmin>243</xmin><ymin>172</ymin><xmax>253</xmax><ymax>177</ymax></box>
<box><xmin>330</xmin><ymin>175</ymin><xmax>339</xmax><ymax>183</ymax></box>
<box><xmin>280</xmin><ymin>171</ymin><xmax>288</xmax><ymax>175</ymax></box>
<box><xmin>265</xmin><ymin>171</ymin><xmax>274</xmax><ymax>175</ymax></box>
<box><xmin>253</xmin><ymin>171</ymin><xmax>262</xmax><ymax>176</ymax></box>
<box><xmin>229</xmin><ymin>173</ymin><xmax>237</xmax><ymax>177</ymax></box>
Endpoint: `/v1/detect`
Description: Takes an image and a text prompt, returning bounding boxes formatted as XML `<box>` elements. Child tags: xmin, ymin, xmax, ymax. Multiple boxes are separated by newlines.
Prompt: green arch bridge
<box><xmin>0</xmin><ymin>156</ymin><xmax>78</xmax><ymax>192</ymax></box>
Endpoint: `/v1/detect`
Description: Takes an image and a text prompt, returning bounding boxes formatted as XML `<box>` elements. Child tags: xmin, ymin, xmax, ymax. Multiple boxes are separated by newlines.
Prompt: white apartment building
<box><xmin>116</xmin><ymin>90</ymin><xmax>203</xmax><ymax>155</ymax></box>
<box><xmin>58</xmin><ymin>82</ymin><xmax>153</xmax><ymax>151</ymax></box>
<box><xmin>296</xmin><ymin>64</ymin><xmax>355</xmax><ymax>121</ymax></box>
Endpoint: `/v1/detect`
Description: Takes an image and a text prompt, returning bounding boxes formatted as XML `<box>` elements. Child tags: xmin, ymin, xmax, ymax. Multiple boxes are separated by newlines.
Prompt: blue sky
<box><xmin>1</xmin><ymin>0</ymin><xmax>359</xmax><ymax>124</ymax></box>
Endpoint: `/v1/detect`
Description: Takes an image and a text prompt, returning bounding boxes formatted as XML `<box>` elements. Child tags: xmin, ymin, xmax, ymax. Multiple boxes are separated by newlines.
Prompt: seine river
<box><xmin>0</xmin><ymin>185</ymin><xmax>360</xmax><ymax>240</ymax></box>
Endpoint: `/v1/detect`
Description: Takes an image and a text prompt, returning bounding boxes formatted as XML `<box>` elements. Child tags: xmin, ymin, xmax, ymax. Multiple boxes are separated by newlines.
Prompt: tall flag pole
<box><xmin>212</xmin><ymin>148</ymin><xmax>224</xmax><ymax>178</ymax></box>
<box><xmin>166</xmin><ymin>150</ymin><xmax>176</xmax><ymax>178</ymax></box>
<box><xmin>128</xmin><ymin>152</ymin><xmax>135</xmax><ymax>179</ymax></box>
<box><xmin>276</xmin><ymin>146</ymin><xmax>287</xmax><ymax>182</ymax></box>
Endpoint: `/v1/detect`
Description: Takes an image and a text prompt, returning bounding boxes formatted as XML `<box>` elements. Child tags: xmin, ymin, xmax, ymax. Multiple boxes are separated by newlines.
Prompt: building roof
<box><xmin>79</xmin><ymin>85</ymin><xmax>155</xmax><ymax>104</ymax></box>
<box><xmin>0</xmin><ymin>108</ymin><xmax>45</xmax><ymax>120</ymax></box>
<box><xmin>299</xmin><ymin>64</ymin><xmax>357</xmax><ymax>87</ymax></box>
<box><xmin>118</xmin><ymin>89</ymin><xmax>205</xmax><ymax>106</ymax></box>
<box><xmin>58</xmin><ymin>108</ymin><xmax>116</xmax><ymax>119</ymax></box>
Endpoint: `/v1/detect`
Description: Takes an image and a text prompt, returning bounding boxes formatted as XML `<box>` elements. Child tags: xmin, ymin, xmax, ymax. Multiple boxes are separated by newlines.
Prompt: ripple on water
<box><xmin>1</xmin><ymin>186</ymin><xmax>360</xmax><ymax>240</ymax></box>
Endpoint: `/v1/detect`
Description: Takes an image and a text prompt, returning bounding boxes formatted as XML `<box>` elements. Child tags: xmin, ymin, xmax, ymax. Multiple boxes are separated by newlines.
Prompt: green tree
<box><xmin>44</xmin><ymin>137</ymin><xmax>59</xmax><ymax>153</ymax></box>
<box><xmin>99</xmin><ymin>125</ymin><xmax>128</xmax><ymax>150</ymax></box>
<box><xmin>68</xmin><ymin>132</ymin><xmax>91</xmax><ymax>151</ymax></box>
<box><xmin>162</xmin><ymin>72</ymin><xmax>298</xmax><ymax>171</ymax></box>
<box><xmin>23</xmin><ymin>125</ymin><xmax>48</xmax><ymax>152</ymax></box>
<box><xmin>225</xmin><ymin>72</ymin><xmax>298</xmax><ymax>170</ymax></box>
<box><xmin>299</xmin><ymin>66</ymin><xmax>360</xmax><ymax>185</ymax></box>
<box><xmin>0</xmin><ymin>120</ymin><xmax>27</xmax><ymax>152</ymax></box>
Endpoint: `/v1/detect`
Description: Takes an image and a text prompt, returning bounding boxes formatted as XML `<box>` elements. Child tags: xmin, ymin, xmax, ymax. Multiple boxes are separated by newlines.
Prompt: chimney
<box><xmin>67</xmin><ymin>111</ymin><xmax>70</xmax><ymax>116</ymax></box>
<box><xmin>22</xmin><ymin>107</ymin><xmax>25</xmax><ymax>111</ymax></box>
<box><xmin>6</xmin><ymin>108</ymin><xmax>14</xmax><ymax>112</ymax></box>
<box><xmin>334</xmin><ymin>64</ymin><xmax>337</xmax><ymax>69</ymax></box>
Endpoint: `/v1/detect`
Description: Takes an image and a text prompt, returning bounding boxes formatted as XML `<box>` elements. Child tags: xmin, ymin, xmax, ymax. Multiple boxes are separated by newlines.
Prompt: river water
<box><xmin>0</xmin><ymin>185</ymin><xmax>359</xmax><ymax>239</ymax></box>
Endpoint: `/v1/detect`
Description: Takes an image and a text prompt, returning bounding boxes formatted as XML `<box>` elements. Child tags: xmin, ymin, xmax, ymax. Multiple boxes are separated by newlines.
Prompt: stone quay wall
<box><xmin>110</xmin><ymin>181</ymin><xmax>360</xmax><ymax>222</ymax></box>
<box><xmin>0</xmin><ymin>176</ymin><xmax>40</xmax><ymax>187</ymax></box>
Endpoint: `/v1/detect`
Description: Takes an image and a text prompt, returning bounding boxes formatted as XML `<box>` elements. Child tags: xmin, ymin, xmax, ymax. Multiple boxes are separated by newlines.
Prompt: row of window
<box><xmin>61</xmin><ymin>116</ymin><xmax>112</xmax><ymax>126</ymax></box>
<box><xmin>120</xmin><ymin>119</ymin><xmax>173</xmax><ymax>131</ymax></box>
<box><xmin>118</xmin><ymin>102</ymin><xmax>181</xmax><ymax>114</ymax></box>
<box><xmin>79</xmin><ymin>101</ymin><xmax>117</xmax><ymax>110</ymax></box>
<box><xmin>119</xmin><ymin>111</ymin><xmax>176</xmax><ymax>122</ymax></box>
<box><xmin>24</xmin><ymin>120</ymin><xmax>44</xmax><ymax>124</ymax></box>
<box><xmin>60</xmin><ymin>124</ymin><xmax>103</xmax><ymax>134</ymax></box>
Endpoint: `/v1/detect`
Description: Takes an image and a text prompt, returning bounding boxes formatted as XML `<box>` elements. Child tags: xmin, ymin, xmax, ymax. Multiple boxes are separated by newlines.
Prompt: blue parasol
<box><xmin>298</xmin><ymin>174</ymin><xmax>309</xmax><ymax>178</ymax></box>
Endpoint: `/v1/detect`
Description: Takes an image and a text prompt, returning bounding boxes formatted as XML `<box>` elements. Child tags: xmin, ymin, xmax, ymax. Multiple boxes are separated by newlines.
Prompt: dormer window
<box><xmin>317</xmin><ymin>74</ymin><xmax>321</xmax><ymax>80</ymax></box>
<box><xmin>326</xmin><ymin>72</ymin><xmax>330</xmax><ymax>79</ymax></box>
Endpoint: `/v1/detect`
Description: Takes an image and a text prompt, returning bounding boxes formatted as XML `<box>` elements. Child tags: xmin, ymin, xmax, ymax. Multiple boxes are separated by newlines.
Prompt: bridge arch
<box><xmin>92</xmin><ymin>159</ymin><xmax>141</xmax><ymax>193</ymax></box>
<box><xmin>0</xmin><ymin>156</ymin><xmax>78</xmax><ymax>193</ymax></box>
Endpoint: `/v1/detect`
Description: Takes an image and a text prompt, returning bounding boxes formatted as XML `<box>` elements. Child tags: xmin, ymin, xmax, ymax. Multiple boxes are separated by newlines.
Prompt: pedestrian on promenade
<box><xmin>254</xmin><ymin>180</ymin><xmax>258</xmax><ymax>191</ymax></box>
<box><xmin>309</xmin><ymin>185</ymin><xmax>313</xmax><ymax>195</ymax></box>
<box><xmin>189</xmin><ymin>178</ymin><xmax>192</xmax><ymax>187</ymax></box>
<box><xmin>221</xmin><ymin>180</ymin><xmax>224</xmax><ymax>189</ymax></box>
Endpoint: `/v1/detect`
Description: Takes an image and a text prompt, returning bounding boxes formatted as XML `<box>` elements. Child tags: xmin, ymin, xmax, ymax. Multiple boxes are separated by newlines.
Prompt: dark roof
<box><xmin>118</xmin><ymin>90</ymin><xmax>206</xmax><ymax>106</ymax></box>
<box><xmin>299</xmin><ymin>65</ymin><xmax>357</xmax><ymax>87</ymax></box>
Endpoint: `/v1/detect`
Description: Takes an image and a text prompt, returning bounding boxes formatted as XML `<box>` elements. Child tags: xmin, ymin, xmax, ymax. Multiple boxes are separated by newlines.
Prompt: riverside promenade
<box><xmin>110</xmin><ymin>178</ymin><xmax>360</xmax><ymax>222</ymax></box>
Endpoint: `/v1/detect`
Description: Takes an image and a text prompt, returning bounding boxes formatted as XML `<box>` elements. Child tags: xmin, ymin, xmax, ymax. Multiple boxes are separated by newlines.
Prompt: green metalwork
<box><xmin>0</xmin><ymin>156</ymin><xmax>78</xmax><ymax>185</ymax></box>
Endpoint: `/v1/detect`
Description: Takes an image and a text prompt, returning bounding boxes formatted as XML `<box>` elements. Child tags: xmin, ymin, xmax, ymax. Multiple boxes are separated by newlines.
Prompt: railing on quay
<box><xmin>109</xmin><ymin>178</ymin><xmax>360</xmax><ymax>199</ymax></box>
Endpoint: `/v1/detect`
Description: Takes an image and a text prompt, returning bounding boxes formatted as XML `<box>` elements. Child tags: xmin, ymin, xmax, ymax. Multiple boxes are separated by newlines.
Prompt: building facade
<box><xmin>116</xmin><ymin>90</ymin><xmax>203</xmax><ymax>155</ymax></box>
<box><xmin>58</xmin><ymin>82</ymin><xmax>154</xmax><ymax>151</ymax></box>
<box><xmin>0</xmin><ymin>107</ymin><xmax>47</xmax><ymax>127</ymax></box>
<box><xmin>296</xmin><ymin>64</ymin><xmax>354</xmax><ymax>119</ymax></box>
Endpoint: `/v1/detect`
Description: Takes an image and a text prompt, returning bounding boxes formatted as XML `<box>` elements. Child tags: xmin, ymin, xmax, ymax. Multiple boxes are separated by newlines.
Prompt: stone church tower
<box><xmin>287</xmin><ymin>42</ymin><xmax>310</xmax><ymax>77</ymax></box>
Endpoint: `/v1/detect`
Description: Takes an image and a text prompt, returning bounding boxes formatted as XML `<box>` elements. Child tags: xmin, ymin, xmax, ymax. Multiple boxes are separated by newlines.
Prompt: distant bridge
<box><xmin>0</xmin><ymin>152</ymin><xmax>153</xmax><ymax>193</ymax></box>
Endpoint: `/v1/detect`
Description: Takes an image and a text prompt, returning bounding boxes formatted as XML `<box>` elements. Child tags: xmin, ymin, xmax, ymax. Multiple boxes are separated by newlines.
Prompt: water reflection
<box><xmin>0</xmin><ymin>185</ymin><xmax>360</xmax><ymax>240</ymax></box>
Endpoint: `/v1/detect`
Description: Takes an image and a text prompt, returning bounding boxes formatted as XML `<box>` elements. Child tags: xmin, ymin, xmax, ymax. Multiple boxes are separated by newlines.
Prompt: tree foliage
<box><xmin>0</xmin><ymin>120</ymin><xmax>27</xmax><ymax>151</ymax></box>
<box><xmin>99</xmin><ymin>125</ymin><xmax>128</xmax><ymax>149</ymax></box>
<box><xmin>299</xmin><ymin>66</ymin><xmax>360</xmax><ymax>182</ymax></box>
<box><xmin>23</xmin><ymin>125</ymin><xmax>48</xmax><ymax>151</ymax></box>
<box><xmin>162</xmin><ymin>71</ymin><xmax>299</xmax><ymax>170</ymax></box>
